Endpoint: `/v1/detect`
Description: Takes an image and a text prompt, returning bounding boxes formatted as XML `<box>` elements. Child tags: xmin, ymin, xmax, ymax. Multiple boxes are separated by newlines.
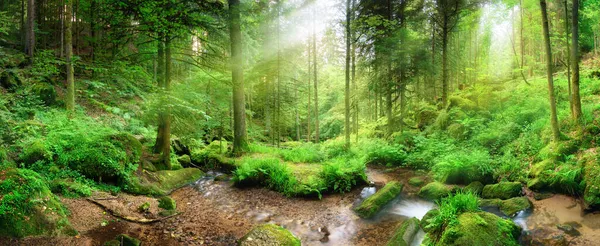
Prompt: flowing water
<box><xmin>190</xmin><ymin>169</ymin><xmax>600</xmax><ymax>245</ymax></box>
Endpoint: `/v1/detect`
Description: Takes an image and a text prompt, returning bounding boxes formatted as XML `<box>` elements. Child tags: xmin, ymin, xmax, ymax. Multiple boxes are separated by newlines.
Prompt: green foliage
<box><xmin>432</xmin><ymin>148</ymin><xmax>493</xmax><ymax>185</ymax></box>
<box><xmin>279</xmin><ymin>143</ymin><xmax>324</xmax><ymax>163</ymax></box>
<box><xmin>158</xmin><ymin>196</ymin><xmax>176</xmax><ymax>210</ymax></box>
<box><xmin>404</xmin><ymin>136</ymin><xmax>456</xmax><ymax>170</ymax></box>
<box><xmin>481</xmin><ymin>182</ymin><xmax>523</xmax><ymax>200</ymax></box>
<box><xmin>233</xmin><ymin>158</ymin><xmax>298</xmax><ymax>196</ymax></box>
<box><xmin>320</xmin><ymin>158</ymin><xmax>366</xmax><ymax>193</ymax></box>
<box><xmin>424</xmin><ymin>192</ymin><xmax>480</xmax><ymax>243</ymax></box>
<box><xmin>363</xmin><ymin>139</ymin><xmax>407</xmax><ymax>166</ymax></box>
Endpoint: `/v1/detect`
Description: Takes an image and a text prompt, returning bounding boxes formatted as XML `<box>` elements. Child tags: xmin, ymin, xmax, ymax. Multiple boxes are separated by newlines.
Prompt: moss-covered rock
<box><xmin>448</xmin><ymin>123</ymin><xmax>468</xmax><ymax>140</ymax></box>
<box><xmin>138</xmin><ymin>202</ymin><xmax>150</xmax><ymax>213</ymax></box>
<box><xmin>463</xmin><ymin>181</ymin><xmax>484</xmax><ymax>195</ymax></box>
<box><xmin>408</xmin><ymin>177</ymin><xmax>425</xmax><ymax>187</ymax></box>
<box><xmin>158</xmin><ymin>196</ymin><xmax>176</xmax><ymax>210</ymax></box>
<box><xmin>387</xmin><ymin>217</ymin><xmax>420</xmax><ymax>246</ymax></box>
<box><xmin>480</xmin><ymin>197</ymin><xmax>532</xmax><ymax>216</ymax></box>
<box><xmin>582</xmin><ymin>153</ymin><xmax>600</xmax><ymax>210</ymax></box>
<box><xmin>437</xmin><ymin>212</ymin><xmax>521</xmax><ymax>246</ymax></box>
<box><xmin>529</xmin><ymin>159</ymin><xmax>558</xmax><ymax>178</ymax></box>
<box><xmin>239</xmin><ymin>224</ymin><xmax>301</xmax><ymax>246</ymax></box>
<box><xmin>537</xmin><ymin>141</ymin><xmax>579</xmax><ymax>162</ymax></box>
<box><xmin>421</xmin><ymin>209</ymin><xmax>439</xmax><ymax>233</ymax></box>
<box><xmin>31</xmin><ymin>82</ymin><xmax>57</xmax><ymax>105</ymax></box>
<box><xmin>191</xmin><ymin>150</ymin><xmax>236</xmax><ymax>173</ymax></box>
<box><xmin>447</xmin><ymin>96</ymin><xmax>478</xmax><ymax>111</ymax></box>
<box><xmin>354</xmin><ymin>181</ymin><xmax>403</xmax><ymax>218</ymax></box>
<box><xmin>0</xmin><ymin>168</ymin><xmax>76</xmax><ymax>238</ymax></box>
<box><xmin>177</xmin><ymin>155</ymin><xmax>192</xmax><ymax>168</ymax></box>
<box><xmin>19</xmin><ymin>139</ymin><xmax>52</xmax><ymax>165</ymax></box>
<box><xmin>417</xmin><ymin>109</ymin><xmax>438</xmax><ymax>130</ymax></box>
<box><xmin>418</xmin><ymin>182</ymin><xmax>453</xmax><ymax>201</ymax></box>
<box><xmin>481</xmin><ymin>182</ymin><xmax>522</xmax><ymax>200</ymax></box>
<box><xmin>126</xmin><ymin>168</ymin><xmax>204</xmax><ymax>196</ymax></box>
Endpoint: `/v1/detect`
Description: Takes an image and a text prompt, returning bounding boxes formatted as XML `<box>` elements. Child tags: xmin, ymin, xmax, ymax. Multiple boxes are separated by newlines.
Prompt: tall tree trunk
<box><xmin>26</xmin><ymin>0</ymin><xmax>35</xmax><ymax>58</ymax></box>
<box><xmin>90</xmin><ymin>0</ymin><xmax>96</xmax><ymax>66</ymax></box>
<box><xmin>564</xmin><ymin>0</ymin><xmax>572</xmax><ymax>114</ymax></box>
<box><xmin>229</xmin><ymin>0</ymin><xmax>249</xmax><ymax>154</ymax></box>
<box><xmin>161</xmin><ymin>38</ymin><xmax>173</xmax><ymax>169</ymax></box>
<box><xmin>153</xmin><ymin>38</ymin><xmax>165</xmax><ymax>154</ymax></box>
<box><xmin>571</xmin><ymin>0</ymin><xmax>582</xmax><ymax>123</ymax></box>
<box><xmin>351</xmin><ymin>0</ymin><xmax>358</xmax><ymax>142</ymax></box>
<box><xmin>60</xmin><ymin>0</ymin><xmax>64</xmax><ymax>58</ymax></box>
<box><xmin>65</xmin><ymin>0</ymin><xmax>74</xmax><ymax>112</ymax></box>
<box><xmin>344</xmin><ymin>0</ymin><xmax>351</xmax><ymax>148</ymax></box>
<box><xmin>307</xmin><ymin>39</ymin><xmax>311</xmax><ymax>142</ymax></box>
<box><xmin>313</xmin><ymin>8</ymin><xmax>319</xmax><ymax>143</ymax></box>
<box><xmin>520</xmin><ymin>0</ymin><xmax>525</xmax><ymax>77</ymax></box>
<box><xmin>442</xmin><ymin>21</ymin><xmax>449</xmax><ymax>108</ymax></box>
<box><xmin>21</xmin><ymin>0</ymin><xmax>25</xmax><ymax>50</ymax></box>
<box><xmin>276</xmin><ymin>1</ymin><xmax>281</xmax><ymax>148</ymax></box>
<box><xmin>540</xmin><ymin>0</ymin><xmax>561</xmax><ymax>142</ymax></box>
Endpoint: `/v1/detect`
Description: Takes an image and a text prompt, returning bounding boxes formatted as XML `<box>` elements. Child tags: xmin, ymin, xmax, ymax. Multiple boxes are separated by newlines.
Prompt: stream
<box><xmin>187</xmin><ymin>168</ymin><xmax>600</xmax><ymax>246</ymax></box>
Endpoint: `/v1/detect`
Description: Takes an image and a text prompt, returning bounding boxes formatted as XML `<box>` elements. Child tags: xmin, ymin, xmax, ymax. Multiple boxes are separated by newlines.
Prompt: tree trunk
<box><xmin>520</xmin><ymin>0</ymin><xmax>525</xmax><ymax>77</ymax></box>
<box><xmin>571</xmin><ymin>0</ymin><xmax>582</xmax><ymax>123</ymax></box>
<box><xmin>313</xmin><ymin>8</ymin><xmax>319</xmax><ymax>143</ymax></box>
<box><xmin>229</xmin><ymin>0</ymin><xmax>249</xmax><ymax>154</ymax></box>
<box><xmin>161</xmin><ymin>38</ymin><xmax>173</xmax><ymax>170</ymax></box>
<box><xmin>540</xmin><ymin>0</ymin><xmax>561</xmax><ymax>142</ymax></box>
<box><xmin>65</xmin><ymin>0</ymin><xmax>75</xmax><ymax>113</ymax></box>
<box><xmin>153</xmin><ymin>38</ymin><xmax>165</xmax><ymax>154</ymax></box>
<box><xmin>26</xmin><ymin>0</ymin><xmax>35</xmax><ymax>58</ymax></box>
<box><xmin>307</xmin><ymin>39</ymin><xmax>311</xmax><ymax>142</ymax></box>
<box><xmin>21</xmin><ymin>0</ymin><xmax>25</xmax><ymax>50</ymax></box>
<box><xmin>442</xmin><ymin>21</ymin><xmax>449</xmax><ymax>108</ymax></box>
<box><xmin>564</xmin><ymin>0</ymin><xmax>572</xmax><ymax>115</ymax></box>
<box><xmin>345</xmin><ymin>0</ymin><xmax>351</xmax><ymax>148</ymax></box>
<box><xmin>352</xmin><ymin>0</ymin><xmax>358</xmax><ymax>142</ymax></box>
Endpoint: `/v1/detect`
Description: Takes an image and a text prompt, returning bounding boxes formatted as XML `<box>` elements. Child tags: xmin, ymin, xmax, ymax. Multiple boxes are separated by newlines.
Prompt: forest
<box><xmin>1</xmin><ymin>0</ymin><xmax>600</xmax><ymax>245</ymax></box>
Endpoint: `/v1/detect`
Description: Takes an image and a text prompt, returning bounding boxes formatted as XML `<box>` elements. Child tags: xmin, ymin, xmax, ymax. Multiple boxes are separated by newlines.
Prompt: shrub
<box><xmin>432</xmin><ymin>148</ymin><xmax>493</xmax><ymax>185</ymax></box>
<box><xmin>232</xmin><ymin>158</ymin><xmax>298</xmax><ymax>196</ymax></box>
<box><xmin>363</xmin><ymin>139</ymin><xmax>407</xmax><ymax>166</ymax></box>
<box><xmin>279</xmin><ymin>143</ymin><xmax>324</xmax><ymax>163</ymax></box>
<box><xmin>404</xmin><ymin>136</ymin><xmax>456</xmax><ymax>170</ymax></box>
<box><xmin>320</xmin><ymin>158</ymin><xmax>367</xmax><ymax>193</ymax></box>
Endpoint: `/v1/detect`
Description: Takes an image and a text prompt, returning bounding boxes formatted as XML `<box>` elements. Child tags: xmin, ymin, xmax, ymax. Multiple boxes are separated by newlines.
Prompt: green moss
<box><xmin>177</xmin><ymin>155</ymin><xmax>192</xmax><ymax>167</ymax></box>
<box><xmin>0</xmin><ymin>168</ymin><xmax>76</xmax><ymax>238</ymax></box>
<box><xmin>408</xmin><ymin>177</ymin><xmax>425</xmax><ymax>187</ymax></box>
<box><xmin>463</xmin><ymin>181</ymin><xmax>484</xmax><ymax>195</ymax></box>
<box><xmin>447</xmin><ymin>96</ymin><xmax>478</xmax><ymax>111</ymax></box>
<box><xmin>481</xmin><ymin>182</ymin><xmax>522</xmax><ymax>200</ymax></box>
<box><xmin>103</xmin><ymin>240</ymin><xmax>121</xmax><ymax>246</ymax></box>
<box><xmin>354</xmin><ymin>181</ymin><xmax>403</xmax><ymax>218</ymax></box>
<box><xmin>158</xmin><ymin>196</ymin><xmax>176</xmax><ymax>210</ymax></box>
<box><xmin>387</xmin><ymin>217</ymin><xmax>420</xmax><ymax>246</ymax></box>
<box><xmin>582</xmin><ymin>153</ymin><xmax>600</xmax><ymax>209</ymax></box>
<box><xmin>529</xmin><ymin>159</ymin><xmax>557</xmax><ymax>178</ymax></box>
<box><xmin>421</xmin><ymin>209</ymin><xmax>439</xmax><ymax>233</ymax></box>
<box><xmin>239</xmin><ymin>224</ymin><xmax>301</xmax><ymax>246</ymax></box>
<box><xmin>448</xmin><ymin>123</ymin><xmax>467</xmax><ymax>140</ymax></box>
<box><xmin>138</xmin><ymin>202</ymin><xmax>150</xmax><ymax>213</ymax></box>
<box><xmin>49</xmin><ymin>179</ymin><xmax>92</xmax><ymax>197</ymax></box>
<box><xmin>114</xmin><ymin>234</ymin><xmax>141</xmax><ymax>246</ymax></box>
<box><xmin>537</xmin><ymin>140</ymin><xmax>579</xmax><ymax>162</ymax></box>
<box><xmin>126</xmin><ymin>168</ymin><xmax>204</xmax><ymax>196</ymax></box>
<box><xmin>480</xmin><ymin>197</ymin><xmax>532</xmax><ymax>216</ymax></box>
<box><xmin>19</xmin><ymin>139</ymin><xmax>51</xmax><ymax>165</ymax></box>
<box><xmin>31</xmin><ymin>82</ymin><xmax>57</xmax><ymax>105</ymax></box>
<box><xmin>437</xmin><ymin>212</ymin><xmax>520</xmax><ymax>246</ymax></box>
<box><xmin>418</xmin><ymin>182</ymin><xmax>453</xmax><ymax>201</ymax></box>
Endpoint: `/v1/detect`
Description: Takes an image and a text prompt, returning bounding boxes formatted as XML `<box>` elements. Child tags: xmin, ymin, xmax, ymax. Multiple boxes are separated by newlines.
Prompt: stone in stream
<box><xmin>479</xmin><ymin>196</ymin><xmax>532</xmax><ymax>217</ymax></box>
<box><xmin>408</xmin><ymin>177</ymin><xmax>425</xmax><ymax>187</ymax></box>
<box><xmin>417</xmin><ymin>182</ymin><xmax>454</xmax><ymax>201</ymax></box>
<box><xmin>239</xmin><ymin>224</ymin><xmax>301</xmax><ymax>246</ymax></box>
<box><xmin>481</xmin><ymin>182</ymin><xmax>523</xmax><ymax>200</ymax></box>
<box><xmin>436</xmin><ymin>212</ymin><xmax>521</xmax><ymax>246</ymax></box>
<box><xmin>354</xmin><ymin>181</ymin><xmax>404</xmax><ymax>219</ymax></box>
<box><xmin>463</xmin><ymin>181</ymin><xmax>484</xmax><ymax>195</ymax></box>
<box><xmin>386</xmin><ymin>217</ymin><xmax>420</xmax><ymax>246</ymax></box>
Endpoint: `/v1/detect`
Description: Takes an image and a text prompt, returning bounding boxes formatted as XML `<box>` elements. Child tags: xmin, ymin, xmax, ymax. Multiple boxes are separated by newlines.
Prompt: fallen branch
<box><xmin>86</xmin><ymin>198</ymin><xmax>181</xmax><ymax>224</ymax></box>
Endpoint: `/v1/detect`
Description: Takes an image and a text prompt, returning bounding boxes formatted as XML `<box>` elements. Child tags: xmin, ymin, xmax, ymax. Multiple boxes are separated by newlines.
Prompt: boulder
<box><xmin>437</xmin><ymin>212</ymin><xmax>521</xmax><ymax>246</ymax></box>
<box><xmin>481</xmin><ymin>182</ymin><xmax>522</xmax><ymax>200</ymax></box>
<box><xmin>386</xmin><ymin>217</ymin><xmax>420</xmax><ymax>246</ymax></box>
<box><xmin>239</xmin><ymin>224</ymin><xmax>301</xmax><ymax>246</ymax></box>
<box><xmin>158</xmin><ymin>196</ymin><xmax>176</xmax><ymax>210</ymax></box>
<box><xmin>463</xmin><ymin>181</ymin><xmax>484</xmax><ymax>195</ymax></box>
<box><xmin>354</xmin><ymin>181</ymin><xmax>403</xmax><ymax>218</ymax></box>
<box><xmin>418</xmin><ymin>182</ymin><xmax>453</xmax><ymax>201</ymax></box>
<box><xmin>582</xmin><ymin>152</ymin><xmax>600</xmax><ymax>210</ymax></box>
<box><xmin>480</xmin><ymin>197</ymin><xmax>532</xmax><ymax>217</ymax></box>
<box><xmin>177</xmin><ymin>155</ymin><xmax>192</xmax><ymax>168</ymax></box>
<box><xmin>126</xmin><ymin>168</ymin><xmax>204</xmax><ymax>196</ymax></box>
<box><xmin>0</xmin><ymin>168</ymin><xmax>77</xmax><ymax>238</ymax></box>
<box><xmin>408</xmin><ymin>177</ymin><xmax>425</xmax><ymax>187</ymax></box>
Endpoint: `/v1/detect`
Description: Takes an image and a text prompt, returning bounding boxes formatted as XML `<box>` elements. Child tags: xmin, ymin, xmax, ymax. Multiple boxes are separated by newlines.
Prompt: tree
<box><xmin>540</xmin><ymin>0</ymin><xmax>560</xmax><ymax>142</ymax></box>
<box><xmin>25</xmin><ymin>0</ymin><xmax>34</xmax><ymax>57</ymax></box>
<box><xmin>65</xmin><ymin>0</ymin><xmax>75</xmax><ymax>113</ymax></box>
<box><xmin>571</xmin><ymin>0</ymin><xmax>582</xmax><ymax>123</ymax></box>
<box><xmin>312</xmin><ymin>5</ymin><xmax>319</xmax><ymax>143</ymax></box>
<box><xmin>345</xmin><ymin>0</ymin><xmax>351</xmax><ymax>148</ymax></box>
<box><xmin>229</xmin><ymin>0</ymin><xmax>249</xmax><ymax>154</ymax></box>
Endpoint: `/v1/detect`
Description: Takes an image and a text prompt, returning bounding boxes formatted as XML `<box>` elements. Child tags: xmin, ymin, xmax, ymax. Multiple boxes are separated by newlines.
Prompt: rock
<box><xmin>214</xmin><ymin>174</ymin><xmax>231</xmax><ymax>182</ymax></box>
<box><xmin>533</xmin><ymin>192</ymin><xmax>554</xmax><ymax>200</ymax></box>
<box><xmin>523</xmin><ymin>228</ymin><xmax>568</xmax><ymax>246</ymax></box>
<box><xmin>418</xmin><ymin>182</ymin><xmax>453</xmax><ymax>201</ymax></box>
<box><xmin>437</xmin><ymin>212</ymin><xmax>521</xmax><ymax>246</ymax></box>
<box><xmin>239</xmin><ymin>224</ymin><xmax>301</xmax><ymax>246</ymax></box>
<box><xmin>31</xmin><ymin>82</ymin><xmax>57</xmax><ymax>105</ymax></box>
<box><xmin>482</xmin><ymin>182</ymin><xmax>522</xmax><ymax>200</ymax></box>
<box><xmin>463</xmin><ymin>181</ymin><xmax>484</xmax><ymax>195</ymax></box>
<box><xmin>480</xmin><ymin>197</ymin><xmax>532</xmax><ymax>217</ymax></box>
<box><xmin>354</xmin><ymin>181</ymin><xmax>403</xmax><ymax>218</ymax></box>
<box><xmin>138</xmin><ymin>202</ymin><xmax>150</xmax><ymax>213</ymax></box>
<box><xmin>0</xmin><ymin>168</ymin><xmax>77</xmax><ymax>238</ymax></box>
<box><xmin>420</xmin><ymin>209</ymin><xmax>439</xmax><ymax>233</ymax></box>
<box><xmin>114</xmin><ymin>234</ymin><xmax>141</xmax><ymax>246</ymax></box>
<box><xmin>177</xmin><ymin>155</ymin><xmax>192</xmax><ymax>168</ymax></box>
<box><xmin>386</xmin><ymin>217</ymin><xmax>420</xmax><ymax>246</ymax></box>
<box><xmin>556</xmin><ymin>224</ymin><xmax>581</xmax><ymax>236</ymax></box>
<box><xmin>582</xmin><ymin>152</ymin><xmax>600</xmax><ymax>210</ymax></box>
<box><xmin>158</xmin><ymin>196</ymin><xmax>176</xmax><ymax>210</ymax></box>
<box><xmin>126</xmin><ymin>168</ymin><xmax>204</xmax><ymax>196</ymax></box>
<box><xmin>172</xmin><ymin>138</ymin><xmax>191</xmax><ymax>156</ymax></box>
<box><xmin>408</xmin><ymin>177</ymin><xmax>425</xmax><ymax>187</ymax></box>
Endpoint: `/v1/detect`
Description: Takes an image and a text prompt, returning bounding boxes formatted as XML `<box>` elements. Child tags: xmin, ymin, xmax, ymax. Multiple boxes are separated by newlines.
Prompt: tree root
<box><xmin>86</xmin><ymin>198</ymin><xmax>181</xmax><ymax>224</ymax></box>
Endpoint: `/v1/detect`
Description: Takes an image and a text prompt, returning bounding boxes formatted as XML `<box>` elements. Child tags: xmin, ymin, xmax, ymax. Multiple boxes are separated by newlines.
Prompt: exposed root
<box><xmin>86</xmin><ymin>198</ymin><xmax>181</xmax><ymax>224</ymax></box>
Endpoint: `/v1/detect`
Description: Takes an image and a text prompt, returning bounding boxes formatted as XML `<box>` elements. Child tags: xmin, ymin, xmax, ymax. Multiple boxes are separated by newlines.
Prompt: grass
<box><xmin>424</xmin><ymin>191</ymin><xmax>480</xmax><ymax>243</ymax></box>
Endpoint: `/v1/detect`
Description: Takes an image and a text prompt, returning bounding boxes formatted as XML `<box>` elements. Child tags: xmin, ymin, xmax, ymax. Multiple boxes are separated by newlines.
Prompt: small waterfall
<box><xmin>360</xmin><ymin>187</ymin><xmax>376</xmax><ymax>199</ymax></box>
<box><xmin>390</xmin><ymin>199</ymin><xmax>437</xmax><ymax>220</ymax></box>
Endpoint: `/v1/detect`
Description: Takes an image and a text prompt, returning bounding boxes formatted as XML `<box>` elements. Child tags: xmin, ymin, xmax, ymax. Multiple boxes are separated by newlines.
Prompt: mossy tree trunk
<box><xmin>345</xmin><ymin>0</ymin><xmax>351</xmax><ymax>149</ymax></box>
<box><xmin>153</xmin><ymin>37</ymin><xmax>166</xmax><ymax>154</ymax></box>
<box><xmin>26</xmin><ymin>0</ymin><xmax>35</xmax><ymax>58</ymax></box>
<box><xmin>571</xmin><ymin>0</ymin><xmax>582</xmax><ymax>123</ymax></box>
<box><xmin>229</xmin><ymin>0</ymin><xmax>249</xmax><ymax>154</ymax></box>
<box><xmin>312</xmin><ymin>5</ymin><xmax>319</xmax><ymax>143</ymax></box>
<box><xmin>65</xmin><ymin>0</ymin><xmax>75</xmax><ymax>113</ymax></box>
<box><xmin>540</xmin><ymin>0</ymin><xmax>561</xmax><ymax>142</ymax></box>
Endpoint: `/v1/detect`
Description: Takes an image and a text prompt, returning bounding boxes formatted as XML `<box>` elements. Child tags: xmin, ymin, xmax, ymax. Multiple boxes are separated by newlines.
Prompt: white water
<box><xmin>390</xmin><ymin>199</ymin><xmax>437</xmax><ymax>220</ymax></box>
<box><xmin>360</xmin><ymin>187</ymin><xmax>377</xmax><ymax>199</ymax></box>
